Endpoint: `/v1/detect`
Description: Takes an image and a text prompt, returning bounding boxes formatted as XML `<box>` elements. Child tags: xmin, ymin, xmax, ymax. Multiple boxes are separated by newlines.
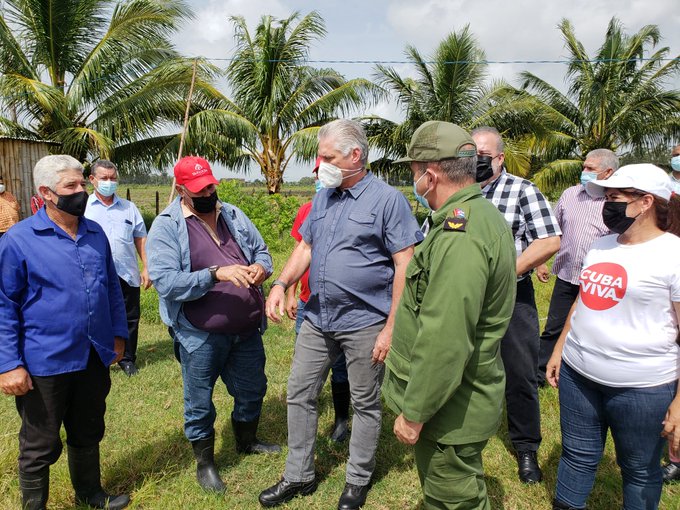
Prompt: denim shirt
<box><xmin>147</xmin><ymin>198</ymin><xmax>273</xmax><ymax>353</ymax></box>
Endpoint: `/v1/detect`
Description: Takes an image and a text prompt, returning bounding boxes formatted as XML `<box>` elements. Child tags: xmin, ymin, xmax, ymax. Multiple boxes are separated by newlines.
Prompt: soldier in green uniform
<box><xmin>383</xmin><ymin>121</ymin><xmax>517</xmax><ymax>509</ymax></box>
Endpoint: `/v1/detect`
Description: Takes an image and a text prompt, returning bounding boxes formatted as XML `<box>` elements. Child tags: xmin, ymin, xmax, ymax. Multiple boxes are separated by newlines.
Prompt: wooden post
<box><xmin>168</xmin><ymin>59</ymin><xmax>199</xmax><ymax>204</ymax></box>
<box><xmin>126</xmin><ymin>188</ymin><xmax>131</xmax><ymax>201</ymax></box>
<box><xmin>155</xmin><ymin>191</ymin><xmax>159</xmax><ymax>215</ymax></box>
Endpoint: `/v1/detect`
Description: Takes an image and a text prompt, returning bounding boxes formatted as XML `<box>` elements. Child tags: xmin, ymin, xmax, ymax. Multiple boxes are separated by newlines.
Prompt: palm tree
<box><xmin>183</xmin><ymin>11</ymin><xmax>382</xmax><ymax>194</ymax></box>
<box><xmin>368</xmin><ymin>26</ymin><xmax>538</xmax><ymax>177</ymax></box>
<box><xmin>520</xmin><ymin>17</ymin><xmax>680</xmax><ymax>192</ymax></box>
<box><xmin>0</xmin><ymin>0</ymin><xmax>222</xmax><ymax>174</ymax></box>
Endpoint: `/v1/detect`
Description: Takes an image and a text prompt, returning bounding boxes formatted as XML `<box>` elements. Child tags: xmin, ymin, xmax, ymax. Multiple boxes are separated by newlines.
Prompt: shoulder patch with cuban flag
<box><xmin>443</xmin><ymin>205</ymin><xmax>469</xmax><ymax>232</ymax></box>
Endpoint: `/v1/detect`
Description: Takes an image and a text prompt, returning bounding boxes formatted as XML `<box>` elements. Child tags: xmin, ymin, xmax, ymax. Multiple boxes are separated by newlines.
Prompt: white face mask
<box><xmin>317</xmin><ymin>162</ymin><xmax>363</xmax><ymax>189</ymax></box>
<box><xmin>0</xmin><ymin>184</ymin><xmax>5</xmax><ymax>194</ymax></box>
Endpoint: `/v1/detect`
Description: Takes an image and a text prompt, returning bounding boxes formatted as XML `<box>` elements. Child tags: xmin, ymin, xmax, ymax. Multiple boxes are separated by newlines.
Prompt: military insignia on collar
<box><xmin>443</xmin><ymin>217</ymin><xmax>467</xmax><ymax>232</ymax></box>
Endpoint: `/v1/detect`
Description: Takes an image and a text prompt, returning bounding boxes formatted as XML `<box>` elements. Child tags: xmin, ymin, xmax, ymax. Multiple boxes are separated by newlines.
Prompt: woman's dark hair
<box><xmin>651</xmin><ymin>193</ymin><xmax>680</xmax><ymax>238</ymax></box>
<box><xmin>622</xmin><ymin>188</ymin><xmax>680</xmax><ymax>237</ymax></box>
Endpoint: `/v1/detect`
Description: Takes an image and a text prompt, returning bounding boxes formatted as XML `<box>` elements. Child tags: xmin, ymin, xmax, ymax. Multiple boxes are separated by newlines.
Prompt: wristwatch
<box><xmin>271</xmin><ymin>279</ymin><xmax>289</xmax><ymax>291</ymax></box>
<box><xmin>208</xmin><ymin>265</ymin><xmax>220</xmax><ymax>283</ymax></box>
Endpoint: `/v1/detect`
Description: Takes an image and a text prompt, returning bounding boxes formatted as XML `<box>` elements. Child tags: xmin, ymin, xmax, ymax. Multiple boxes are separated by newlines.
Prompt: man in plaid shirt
<box><xmin>472</xmin><ymin>127</ymin><xmax>561</xmax><ymax>484</ymax></box>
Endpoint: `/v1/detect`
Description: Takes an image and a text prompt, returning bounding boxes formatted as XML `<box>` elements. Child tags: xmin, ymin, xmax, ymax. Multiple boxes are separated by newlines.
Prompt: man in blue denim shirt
<box><xmin>0</xmin><ymin>155</ymin><xmax>129</xmax><ymax>510</ymax></box>
<box><xmin>147</xmin><ymin>156</ymin><xmax>280</xmax><ymax>494</ymax></box>
<box><xmin>260</xmin><ymin>120</ymin><xmax>423</xmax><ymax>510</ymax></box>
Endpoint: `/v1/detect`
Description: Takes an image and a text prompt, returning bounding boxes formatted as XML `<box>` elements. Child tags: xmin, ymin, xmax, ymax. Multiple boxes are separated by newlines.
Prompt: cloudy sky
<box><xmin>174</xmin><ymin>0</ymin><xmax>680</xmax><ymax>181</ymax></box>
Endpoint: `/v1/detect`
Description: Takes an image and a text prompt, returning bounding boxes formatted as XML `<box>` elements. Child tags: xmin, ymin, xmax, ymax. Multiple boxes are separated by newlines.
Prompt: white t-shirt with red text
<box><xmin>562</xmin><ymin>232</ymin><xmax>680</xmax><ymax>387</ymax></box>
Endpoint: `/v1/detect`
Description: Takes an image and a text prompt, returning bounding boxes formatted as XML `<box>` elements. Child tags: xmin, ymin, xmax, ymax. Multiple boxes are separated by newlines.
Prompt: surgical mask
<box><xmin>671</xmin><ymin>155</ymin><xmax>680</xmax><ymax>172</ymax></box>
<box><xmin>580</xmin><ymin>171</ymin><xmax>599</xmax><ymax>186</ymax></box>
<box><xmin>96</xmin><ymin>179</ymin><xmax>118</xmax><ymax>197</ymax></box>
<box><xmin>314</xmin><ymin>179</ymin><xmax>323</xmax><ymax>193</ymax></box>
<box><xmin>0</xmin><ymin>184</ymin><xmax>5</xmax><ymax>193</ymax></box>
<box><xmin>413</xmin><ymin>172</ymin><xmax>431</xmax><ymax>210</ymax></box>
<box><xmin>602</xmin><ymin>199</ymin><xmax>640</xmax><ymax>234</ymax></box>
<box><xmin>51</xmin><ymin>190</ymin><xmax>88</xmax><ymax>217</ymax></box>
<box><xmin>476</xmin><ymin>155</ymin><xmax>493</xmax><ymax>183</ymax></box>
<box><xmin>190</xmin><ymin>190</ymin><xmax>218</xmax><ymax>214</ymax></box>
<box><xmin>317</xmin><ymin>162</ymin><xmax>362</xmax><ymax>189</ymax></box>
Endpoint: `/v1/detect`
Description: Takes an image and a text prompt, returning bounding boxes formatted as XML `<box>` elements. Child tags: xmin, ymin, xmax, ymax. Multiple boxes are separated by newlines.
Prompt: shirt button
<box><xmin>89</xmin><ymin>312</ymin><xmax>93</xmax><ymax>316</ymax></box>
<box><xmin>86</xmin><ymin>289</ymin><xmax>90</xmax><ymax>294</ymax></box>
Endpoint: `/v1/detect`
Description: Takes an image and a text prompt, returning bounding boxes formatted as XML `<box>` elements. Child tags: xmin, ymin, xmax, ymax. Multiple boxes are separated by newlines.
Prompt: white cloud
<box><xmin>175</xmin><ymin>0</ymin><xmax>680</xmax><ymax>181</ymax></box>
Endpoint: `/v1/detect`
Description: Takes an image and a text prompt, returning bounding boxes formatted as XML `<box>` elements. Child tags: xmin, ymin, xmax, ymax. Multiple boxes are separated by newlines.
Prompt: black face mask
<box><xmin>476</xmin><ymin>155</ymin><xmax>493</xmax><ymax>183</ymax></box>
<box><xmin>51</xmin><ymin>190</ymin><xmax>88</xmax><ymax>217</ymax></box>
<box><xmin>190</xmin><ymin>190</ymin><xmax>218</xmax><ymax>214</ymax></box>
<box><xmin>602</xmin><ymin>200</ymin><xmax>638</xmax><ymax>234</ymax></box>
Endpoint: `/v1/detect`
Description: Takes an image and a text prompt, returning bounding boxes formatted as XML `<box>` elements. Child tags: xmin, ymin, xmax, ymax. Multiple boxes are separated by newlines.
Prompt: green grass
<box><xmin>2</xmin><ymin>187</ymin><xmax>679</xmax><ymax>509</ymax></box>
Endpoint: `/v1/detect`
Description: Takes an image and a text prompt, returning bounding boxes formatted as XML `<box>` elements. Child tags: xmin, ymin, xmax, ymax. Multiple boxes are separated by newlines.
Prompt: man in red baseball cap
<box><xmin>147</xmin><ymin>155</ymin><xmax>281</xmax><ymax>494</ymax></box>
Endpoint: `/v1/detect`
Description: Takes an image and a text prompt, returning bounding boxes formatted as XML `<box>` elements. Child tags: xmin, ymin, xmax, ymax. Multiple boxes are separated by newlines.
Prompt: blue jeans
<box><xmin>556</xmin><ymin>362</ymin><xmax>676</xmax><ymax>510</ymax></box>
<box><xmin>178</xmin><ymin>329</ymin><xmax>267</xmax><ymax>441</ymax></box>
<box><xmin>295</xmin><ymin>299</ymin><xmax>348</xmax><ymax>384</ymax></box>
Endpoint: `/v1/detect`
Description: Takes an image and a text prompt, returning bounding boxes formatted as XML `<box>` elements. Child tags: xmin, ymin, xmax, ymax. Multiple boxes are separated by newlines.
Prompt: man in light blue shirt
<box><xmin>85</xmin><ymin>160</ymin><xmax>150</xmax><ymax>376</ymax></box>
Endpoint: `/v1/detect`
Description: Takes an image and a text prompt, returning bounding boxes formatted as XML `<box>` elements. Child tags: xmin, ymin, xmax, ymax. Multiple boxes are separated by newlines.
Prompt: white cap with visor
<box><xmin>586</xmin><ymin>163</ymin><xmax>672</xmax><ymax>201</ymax></box>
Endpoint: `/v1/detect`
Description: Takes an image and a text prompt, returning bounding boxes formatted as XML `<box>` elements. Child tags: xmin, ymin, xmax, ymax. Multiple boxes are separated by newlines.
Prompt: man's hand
<box><xmin>140</xmin><ymin>267</ymin><xmax>152</xmax><ymax>290</ymax></box>
<box><xmin>371</xmin><ymin>326</ymin><xmax>392</xmax><ymax>363</ymax></box>
<box><xmin>266</xmin><ymin>285</ymin><xmax>286</xmax><ymax>323</ymax></box>
<box><xmin>536</xmin><ymin>264</ymin><xmax>550</xmax><ymax>283</ymax></box>
<box><xmin>394</xmin><ymin>414</ymin><xmax>423</xmax><ymax>445</ymax></box>
<box><xmin>0</xmin><ymin>367</ymin><xmax>33</xmax><ymax>396</ymax></box>
<box><xmin>216</xmin><ymin>265</ymin><xmax>256</xmax><ymax>288</ymax></box>
<box><xmin>662</xmin><ymin>398</ymin><xmax>680</xmax><ymax>459</ymax></box>
<box><xmin>285</xmin><ymin>297</ymin><xmax>298</xmax><ymax>321</ymax></box>
<box><xmin>247</xmin><ymin>263</ymin><xmax>268</xmax><ymax>286</ymax></box>
<box><xmin>112</xmin><ymin>337</ymin><xmax>125</xmax><ymax>365</ymax></box>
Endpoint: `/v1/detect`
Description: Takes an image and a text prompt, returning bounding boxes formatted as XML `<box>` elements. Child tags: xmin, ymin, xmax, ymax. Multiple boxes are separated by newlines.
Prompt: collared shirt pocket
<box><xmin>112</xmin><ymin>220</ymin><xmax>134</xmax><ymax>244</ymax></box>
<box><xmin>348</xmin><ymin>211</ymin><xmax>377</xmax><ymax>247</ymax></box>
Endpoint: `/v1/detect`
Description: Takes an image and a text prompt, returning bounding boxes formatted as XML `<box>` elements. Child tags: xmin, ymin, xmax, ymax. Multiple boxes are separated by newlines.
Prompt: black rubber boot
<box><xmin>19</xmin><ymin>467</ymin><xmax>49</xmax><ymax>510</ymax></box>
<box><xmin>232</xmin><ymin>416</ymin><xmax>281</xmax><ymax>454</ymax></box>
<box><xmin>330</xmin><ymin>381</ymin><xmax>350</xmax><ymax>443</ymax></box>
<box><xmin>190</xmin><ymin>435</ymin><xmax>226</xmax><ymax>493</ymax></box>
<box><xmin>67</xmin><ymin>445</ymin><xmax>130</xmax><ymax>509</ymax></box>
<box><xmin>553</xmin><ymin>499</ymin><xmax>586</xmax><ymax>510</ymax></box>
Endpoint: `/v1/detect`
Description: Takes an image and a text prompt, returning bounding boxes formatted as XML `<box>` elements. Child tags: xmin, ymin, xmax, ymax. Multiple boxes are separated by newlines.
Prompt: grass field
<box><xmin>1</xmin><ymin>186</ymin><xmax>679</xmax><ymax>509</ymax></box>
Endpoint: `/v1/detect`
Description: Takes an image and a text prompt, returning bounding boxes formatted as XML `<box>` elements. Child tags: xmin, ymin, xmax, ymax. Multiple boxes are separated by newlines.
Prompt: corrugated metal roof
<box><xmin>0</xmin><ymin>135</ymin><xmax>60</xmax><ymax>145</ymax></box>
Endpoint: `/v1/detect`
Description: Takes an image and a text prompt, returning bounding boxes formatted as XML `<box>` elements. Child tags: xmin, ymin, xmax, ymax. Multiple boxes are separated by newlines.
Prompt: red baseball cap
<box><xmin>313</xmin><ymin>156</ymin><xmax>322</xmax><ymax>173</ymax></box>
<box><xmin>174</xmin><ymin>156</ymin><xmax>219</xmax><ymax>193</ymax></box>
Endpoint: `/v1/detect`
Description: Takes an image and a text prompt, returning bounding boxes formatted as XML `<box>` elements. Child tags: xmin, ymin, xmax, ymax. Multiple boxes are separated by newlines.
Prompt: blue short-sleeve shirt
<box><xmin>300</xmin><ymin>172</ymin><xmax>423</xmax><ymax>332</ymax></box>
<box><xmin>85</xmin><ymin>194</ymin><xmax>147</xmax><ymax>287</ymax></box>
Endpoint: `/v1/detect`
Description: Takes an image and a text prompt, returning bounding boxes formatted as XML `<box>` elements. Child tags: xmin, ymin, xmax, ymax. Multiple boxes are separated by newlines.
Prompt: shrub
<box><xmin>217</xmin><ymin>181</ymin><xmax>301</xmax><ymax>252</ymax></box>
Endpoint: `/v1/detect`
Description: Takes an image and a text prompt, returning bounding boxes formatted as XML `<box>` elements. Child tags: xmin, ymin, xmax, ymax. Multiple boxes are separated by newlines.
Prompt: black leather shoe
<box><xmin>258</xmin><ymin>478</ymin><xmax>317</xmax><ymax>507</ymax></box>
<box><xmin>337</xmin><ymin>482</ymin><xmax>370</xmax><ymax>510</ymax></box>
<box><xmin>517</xmin><ymin>450</ymin><xmax>542</xmax><ymax>484</ymax></box>
<box><xmin>663</xmin><ymin>462</ymin><xmax>680</xmax><ymax>483</ymax></box>
<box><xmin>119</xmin><ymin>361</ymin><xmax>139</xmax><ymax>377</ymax></box>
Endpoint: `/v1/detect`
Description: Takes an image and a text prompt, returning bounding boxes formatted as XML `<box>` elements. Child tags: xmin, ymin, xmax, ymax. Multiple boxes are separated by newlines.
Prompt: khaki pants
<box><xmin>414</xmin><ymin>438</ymin><xmax>490</xmax><ymax>510</ymax></box>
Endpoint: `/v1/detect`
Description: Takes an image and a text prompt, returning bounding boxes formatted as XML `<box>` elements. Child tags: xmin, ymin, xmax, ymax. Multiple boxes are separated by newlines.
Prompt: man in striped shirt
<box><xmin>537</xmin><ymin>149</ymin><xmax>618</xmax><ymax>387</ymax></box>
<box><xmin>472</xmin><ymin>126</ymin><xmax>561</xmax><ymax>485</ymax></box>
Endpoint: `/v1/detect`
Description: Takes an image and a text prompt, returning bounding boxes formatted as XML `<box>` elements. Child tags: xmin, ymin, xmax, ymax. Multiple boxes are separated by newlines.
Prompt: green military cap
<box><xmin>394</xmin><ymin>121</ymin><xmax>476</xmax><ymax>163</ymax></box>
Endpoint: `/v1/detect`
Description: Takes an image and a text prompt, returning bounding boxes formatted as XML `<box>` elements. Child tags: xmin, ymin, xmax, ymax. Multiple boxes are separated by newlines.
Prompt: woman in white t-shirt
<box><xmin>546</xmin><ymin>164</ymin><xmax>680</xmax><ymax>510</ymax></box>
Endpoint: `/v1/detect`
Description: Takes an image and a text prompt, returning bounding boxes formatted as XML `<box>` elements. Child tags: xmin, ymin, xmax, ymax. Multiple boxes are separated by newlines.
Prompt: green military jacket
<box><xmin>383</xmin><ymin>183</ymin><xmax>516</xmax><ymax>444</ymax></box>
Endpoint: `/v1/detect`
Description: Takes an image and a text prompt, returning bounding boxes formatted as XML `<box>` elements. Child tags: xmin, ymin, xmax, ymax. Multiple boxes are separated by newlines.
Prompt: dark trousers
<box><xmin>537</xmin><ymin>277</ymin><xmax>580</xmax><ymax>385</ymax></box>
<box><xmin>500</xmin><ymin>277</ymin><xmax>542</xmax><ymax>452</ymax></box>
<box><xmin>15</xmin><ymin>348</ymin><xmax>111</xmax><ymax>473</ymax></box>
<box><xmin>119</xmin><ymin>277</ymin><xmax>140</xmax><ymax>363</ymax></box>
